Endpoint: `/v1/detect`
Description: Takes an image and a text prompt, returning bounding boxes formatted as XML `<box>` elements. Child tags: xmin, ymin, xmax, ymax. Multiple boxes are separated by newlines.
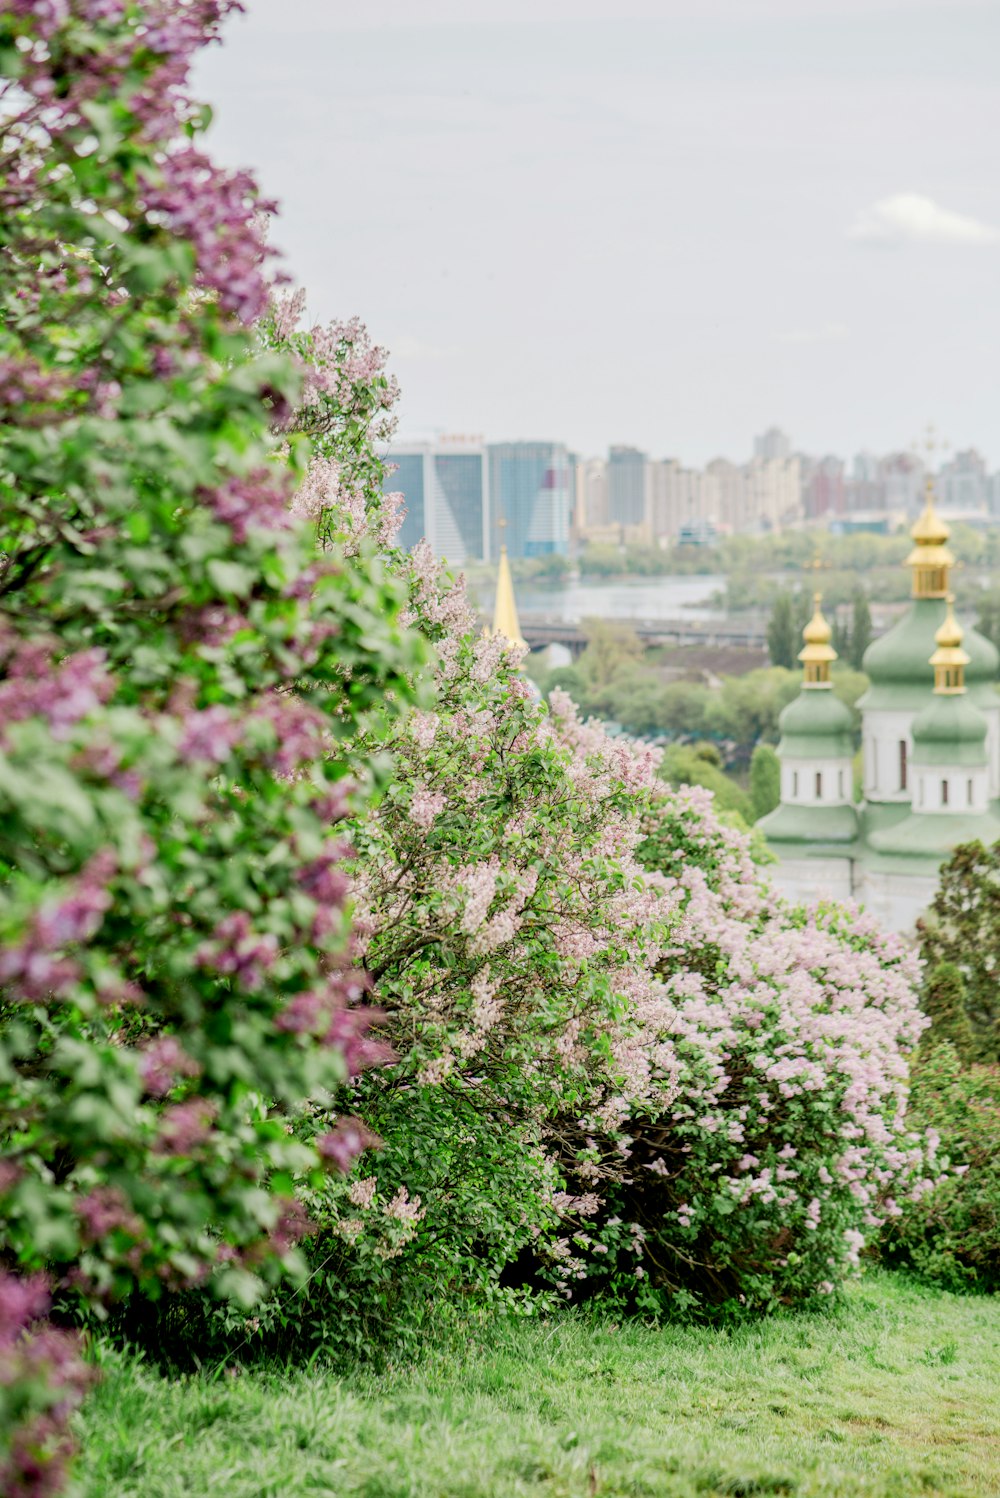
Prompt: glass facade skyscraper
<box><xmin>383</xmin><ymin>444</ymin><xmax>488</xmax><ymax>562</ymax></box>
<box><xmin>390</xmin><ymin>452</ymin><xmax>427</xmax><ymax>553</ymax></box>
<box><xmin>487</xmin><ymin>442</ymin><xmax>571</xmax><ymax>559</ymax></box>
<box><xmin>607</xmin><ymin>445</ymin><xmax>648</xmax><ymax>528</ymax></box>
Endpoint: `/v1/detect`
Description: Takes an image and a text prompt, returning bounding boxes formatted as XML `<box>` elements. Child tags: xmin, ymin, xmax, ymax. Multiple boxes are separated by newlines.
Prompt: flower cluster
<box><xmin>0</xmin><ymin>0</ymin><xmax>424</xmax><ymax>1391</ymax></box>
<box><xmin>247</xmin><ymin>290</ymin><xmax>939</xmax><ymax>1330</ymax></box>
<box><xmin>0</xmin><ymin>1273</ymin><xmax>94</xmax><ymax>1498</ymax></box>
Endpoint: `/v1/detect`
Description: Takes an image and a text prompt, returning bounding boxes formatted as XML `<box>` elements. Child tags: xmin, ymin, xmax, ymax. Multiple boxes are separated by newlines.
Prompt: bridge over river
<box><xmin>520</xmin><ymin>616</ymin><xmax>768</xmax><ymax>656</ymax></box>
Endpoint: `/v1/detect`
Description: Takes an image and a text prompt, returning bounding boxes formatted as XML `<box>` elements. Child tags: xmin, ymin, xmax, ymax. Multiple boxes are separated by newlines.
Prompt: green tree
<box><xmin>607</xmin><ymin>675</ymin><xmax>673</xmax><ymax>737</ymax></box>
<box><xmin>920</xmin><ymin>841</ymin><xmax>1000</xmax><ymax>1062</ymax></box>
<box><xmin>580</xmin><ymin>544</ymin><xmax>627</xmax><ymax>577</ymax></box>
<box><xmin>704</xmin><ymin>667</ymin><xmax>799</xmax><ymax>752</ymax></box>
<box><xmin>849</xmin><ymin>590</ymin><xmax>873</xmax><ymax>670</ymax></box>
<box><xmin>832</xmin><ymin>613</ymin><xmax>851</xmax><ymax>662</ymax></box>
<box><xmin>921</xmin><ymin>963</ymin><xmax>976</xmax><ymax>1064</ymax></box>
<box><xmin>766</xmin><ymin>590</ymin><xmax>799</xmax><ymax>669</ymax></box>
<box><xmin>576</xmin><ymin>619</ymin><xmax>645</xmax><ymax>708</ymax></box>
<box><xmin>974</xmin><ymin>589</ymin><xmax>1000</xmax><ymax>651</ymax></box>
<box><xmin>659</xmin><ymin>744</ymin><xmax>753</xmax><ymax>821</ymax></box>
<box><xmin>749</xmin><ymin>743</ymin><xmax>781</xmax><ymax>820</ymax></box>
<box><xmin>884</xmin><ymin>1045</ymin><xmax>1000</xmax><ymax>1292</ymax></box>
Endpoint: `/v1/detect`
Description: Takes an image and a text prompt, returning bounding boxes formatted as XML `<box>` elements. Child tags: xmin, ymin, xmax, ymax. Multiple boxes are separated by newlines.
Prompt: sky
<box><xmin>194</xmin><ymin>0</ymin><xmax>1000</xmax><ymax>467</ymax></box>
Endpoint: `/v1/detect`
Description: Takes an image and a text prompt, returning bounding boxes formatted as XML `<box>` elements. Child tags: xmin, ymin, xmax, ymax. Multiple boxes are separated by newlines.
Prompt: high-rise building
<box><xmin>487</xmin><ymin>441</ymin><xmax>572</xmax><ymax>558</ymax></box>
<box><xmin>744</xmin><ymin>454</ymin><xmax>802</xmax><ymax>529</ymax></box>
<box><xmin>705</xmin><ymin>458</ymin><xmax>746</xmax><ymax>532</ymax></box>
<box><xmin>849</xmin><ymin>452</ymin><xmax>882</xmax><ymax>512</ymax></box>
<box><xmin>574</xmin><ymin>456</ymin><xmax>609</xmax><ymax>534</ymax></box>
<box><xmin>607</xmin><ymin>445</ymin><xmax>648</xmax><ymax>529</ymax></box>
<box><xmin>879</xmin><ymin>453</ymin><xmax>923</xmax><ymax>517</ymax></box>
<box><xmin>754</xmin><ymin>427</ymin><xmax>791</xmax><ymax>462</ymax></box>
<box><xmin>938</xmin><ymin>449</ymin><xmax>990</xmax><ymax>517</ymax></box>
<box><xmin>648</xmin><ymin>459</ymin><xmax>721</xmax><ymax>540</ymax></box>
<box><xmin>802</xmin><ymin>456</ymin><xmax>846</xmax><ymax>519</ymax></box>
<box><xmin>383</xmin><ymin>440</ymin><xmax>489</xmax><ymax>562</ymax></box>
<box><xmin>647</xmin><ymin>459</ymin><xmax>684</xmax><ymax>539</ymax></box>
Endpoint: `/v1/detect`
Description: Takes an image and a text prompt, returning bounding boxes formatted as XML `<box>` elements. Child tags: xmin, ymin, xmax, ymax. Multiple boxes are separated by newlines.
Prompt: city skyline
<box><xmin>384</xmin><ymin>429</ymin><xmax>1000</xmax><ymax>563</ymax></box>
<box><xmin>393</xmin><ymin>424</ymin><xmax>1000</xmax><ymax>475</ymax></box>
<box><xmin>194</xmin><ymin>1</ymin><xmax>1000</xmax><ymax>467</ymax></box>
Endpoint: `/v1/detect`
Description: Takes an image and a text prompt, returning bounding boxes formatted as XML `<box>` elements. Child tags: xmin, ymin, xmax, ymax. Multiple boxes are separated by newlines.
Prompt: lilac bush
<box><xmin>0</xmin><ymin>5</ymin><xmax>423</xmax><ymax>1460</ymax></box>
<box><xmin>248</xmin><ymin>301</ymin><xmax>938</xmax><ymax>1331</ymax></box>
<box><xmin>0</xmin><ymin>1273</ymin><xmax>94</xmax><ymax>1498</ymax></box>
<box><xmin>613</xmin><ymin>784</ymin><xmax>937</xmax><ymax>1312</ymax></box>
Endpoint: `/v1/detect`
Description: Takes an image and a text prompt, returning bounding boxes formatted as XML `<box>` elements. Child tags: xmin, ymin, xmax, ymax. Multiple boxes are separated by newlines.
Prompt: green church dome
<box><xmin>862</xmin><ymin>599</ymin><xmax>998</xmax><ymax>688</ymax></box>
<box><xmin>777</xmin><ymin>688</ymin><xmax>855</xmax><ymax>759</ymax></box>
<box><xmin>867</xmin><ymin>806</ymin><xmax>1000</xmax><ymax>860</ymax></box>
<box><xmin>911</xmin><ymin>695</ymin><xmax>988</xmax><ymax>765</ymax></box>
<box><xmin>757</xmin><ymin>800</ymin><xmax>859</xmax><ymax>846</ymax></box>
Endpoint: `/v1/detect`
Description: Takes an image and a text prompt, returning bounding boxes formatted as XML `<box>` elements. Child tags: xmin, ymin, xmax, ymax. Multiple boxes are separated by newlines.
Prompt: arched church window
<box><xmin>968</xmin><ymin>778</ymin><xmax>973</xmax><ymax>806</ymax></box>
<box><xmin>815</xmin><ymin>771</ymin><xmax>822</xmax><ymax>798</ymax></box>
<box><xmin>838</xmin><ymin>769</ymin><xmax>844</xmax><ymax>798</ymax></box>
<box><xmin>899</xmin><ymin>740</ymin><xmax>907</xmax><ymax>791</ymax></box>
<box><xmin>941</xmin><ymin>779</ymin><xmax>949</xmax><ymax>807</ymax></box>
<box><xmin>793</xmin><ymin>770</ymin><xmax>798</xmax><ymax>797</ymax></box>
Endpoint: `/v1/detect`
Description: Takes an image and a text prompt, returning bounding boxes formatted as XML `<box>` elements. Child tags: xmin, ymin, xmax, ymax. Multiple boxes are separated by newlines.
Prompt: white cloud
<box><xmin>773</xmin><ymin>321</ymin><xmax>849</xmax><ymax>345</ymax></box>
<box><xmin>848</xmin><ymin>193</ymin><xmax>1000</xmax><ymax>246</ymax></box>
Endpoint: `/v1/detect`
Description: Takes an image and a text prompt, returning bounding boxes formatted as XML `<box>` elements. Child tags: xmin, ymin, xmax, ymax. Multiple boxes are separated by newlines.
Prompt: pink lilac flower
<box><xmin>317</xmin><ymin>1117</ymin><xmax>379</xmax><ymax>1173</ymax></box>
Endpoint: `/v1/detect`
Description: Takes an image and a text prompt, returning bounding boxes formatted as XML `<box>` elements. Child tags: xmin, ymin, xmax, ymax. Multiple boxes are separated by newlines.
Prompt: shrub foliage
<box><xmin>884</xmin><ymin>1046</ymin><xmax>1000</xmax><ymax>1293</ymax></box>
<box><xmin>0</xmin><ymin>4</ymin><xmax>419</xmax><ymax>1486</ymax></box>
<box><xmin>224</xmin><ymin>304</ymin><xmax>942</xmax><ymax>1344</ymax></box>
<box><xmin>919</xmin><ymin>840</ymin><xmax>1000</xmax><ymax>1063</ymax></box>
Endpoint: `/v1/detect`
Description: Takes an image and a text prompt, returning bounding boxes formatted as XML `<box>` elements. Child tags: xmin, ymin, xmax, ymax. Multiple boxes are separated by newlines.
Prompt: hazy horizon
<box><xmin>194</xmin><ymin>0</ymin><xmax>1000</xmax><ymax>469</ymax></box>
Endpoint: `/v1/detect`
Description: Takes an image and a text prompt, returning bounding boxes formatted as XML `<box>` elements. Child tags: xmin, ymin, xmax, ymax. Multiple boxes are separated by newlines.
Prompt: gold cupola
<box><xmin>929</xmin><ymin>595</ymin><xmax>969</xmax><ymax>694</ymax></box>
<box><xmin>798</xmin><ymin>592</ymin><xmax>837</xmax><ymax>687</ymax></box>
<box><xmin>906</xmin><ymin>474</ymin><xmax>953</xmax><ymax>598</ymax></box>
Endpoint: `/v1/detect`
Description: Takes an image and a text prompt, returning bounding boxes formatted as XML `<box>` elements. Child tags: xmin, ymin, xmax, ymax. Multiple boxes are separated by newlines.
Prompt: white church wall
<box><xmin>769</xmin><ymin>857</ymin><xmax>937</xmax><ymax>933</ymax></box>
<box><xmin>854</xmin><ymin>866</ymin><xmax>936</xmax><ymax>934</ymax></box>
<box><xmin>912</xmin><ymin>763</ymin><xmax>989</xmax><ymax>814</ymax></box>
<box><xmin>766</xmin><ymin>856</ymin><xmax>854</xmax><ymax>907</ymax></box>
<box><xmin>862</xmin><ymin>709</ymin><xmax>914</xmax><ymax>803</ymax></box>
<box><xmin>780</xmin><ymin>756</ymin><xmax>853</xmax><ymax>807</ymax></box>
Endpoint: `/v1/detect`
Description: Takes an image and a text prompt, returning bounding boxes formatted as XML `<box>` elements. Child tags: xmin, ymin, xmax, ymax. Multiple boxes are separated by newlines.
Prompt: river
<box><xmin>472</xmin><ymin>574</ymin><xmax>727</xmax><ymax>624</ymax></box>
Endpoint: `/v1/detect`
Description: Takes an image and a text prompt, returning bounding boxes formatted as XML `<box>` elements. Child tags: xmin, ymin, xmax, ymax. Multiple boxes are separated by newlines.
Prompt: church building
<box><xmin>760</xmin><ymin>481</ymin><xmax>1000</xmax><ymax>932</ymax></box>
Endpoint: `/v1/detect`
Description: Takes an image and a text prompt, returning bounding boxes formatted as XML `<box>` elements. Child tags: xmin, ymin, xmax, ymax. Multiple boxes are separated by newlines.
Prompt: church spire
<box><xmin>929</xmin><ymin>595</ymin><xmax>969</xmax><ymax>695</ymax></box>
<box><xmin>798</xmin><ymin>593</ymin><xmax>836</xmax><ymax>687</ymax></box>
<box><xmin>491</xmin><ymin>544</ymin><xmax>526</xmax><ymax>650</ymax></box>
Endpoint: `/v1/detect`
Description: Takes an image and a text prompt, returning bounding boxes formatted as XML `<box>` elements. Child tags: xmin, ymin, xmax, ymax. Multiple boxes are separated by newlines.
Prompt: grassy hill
<box><xmin>77</xmin><ymin>1273</ymin><xmax>1000</xmax><ymax>1498</ymax></box>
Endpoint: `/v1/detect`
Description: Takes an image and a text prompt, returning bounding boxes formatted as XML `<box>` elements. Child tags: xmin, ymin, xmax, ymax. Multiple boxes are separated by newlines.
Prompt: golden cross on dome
<box><xmin>911</xmin><ymin>422</ymin><xmax>951</xmax><ymax>494</ymax></box>
<box><xmin>912</xmin><ymin>421</ymin><xmax>950</xmax><ymax>463</ymax></box>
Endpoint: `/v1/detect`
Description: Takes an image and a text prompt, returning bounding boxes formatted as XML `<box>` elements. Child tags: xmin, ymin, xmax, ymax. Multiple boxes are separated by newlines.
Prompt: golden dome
<box><xmin>798</xmin><ymin>593</ymin><xmax>837</xmax><ymax>685</ymax></box>
<box><xmin>906</xmin><ymin>487</ymin><xmax>953</xmax><ymax>597</ymax></box>
<box><xmin>930</xmin><ymin>596</ymin><xmax>970</xmax><ymax>692</ymax></box>
<box><xmin>934</xmin><ymin>595</ymin><xmax>964</xmax><ymax>651</ymax></box>
<box><xmin>801</xmin><ymin>592</ymin><xmax>832</xmax><ymax>646</ymax></box>
<box><xmin>911</xmin><ymin>498</ymin><xmax>950</xmax><ymax>547</ymax></box>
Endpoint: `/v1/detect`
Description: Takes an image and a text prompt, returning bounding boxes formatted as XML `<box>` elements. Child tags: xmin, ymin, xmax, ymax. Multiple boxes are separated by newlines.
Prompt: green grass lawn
<box><xmin>76</xmin><ymin>1273</ymin><xmax>1000</xmax><ymax>1498</ymax></box>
